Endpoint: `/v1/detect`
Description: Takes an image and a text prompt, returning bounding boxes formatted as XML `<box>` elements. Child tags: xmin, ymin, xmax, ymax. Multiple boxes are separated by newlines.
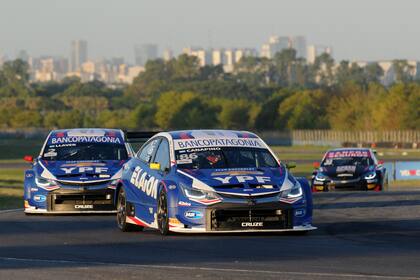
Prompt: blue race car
<box><xmin>23</xmin><ymin>128</ymin><xmax>132</xmax><ymax>214</ymax></box>
<box><xmin>311</xmin><ymin>148</ymin><xmax>388</xmax><ymax>192</ymax></box>
<box><xmin>116</xmin><ymin>130</ymin><xmax>315</xmax><ymax>234</ymax></box>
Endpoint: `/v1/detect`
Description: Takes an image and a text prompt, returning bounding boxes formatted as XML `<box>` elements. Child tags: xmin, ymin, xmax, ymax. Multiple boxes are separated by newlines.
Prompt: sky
<box><xmin>1</xmin><ymin>0</ymin><xmax>420</xmax><ymax>63</ymax></box>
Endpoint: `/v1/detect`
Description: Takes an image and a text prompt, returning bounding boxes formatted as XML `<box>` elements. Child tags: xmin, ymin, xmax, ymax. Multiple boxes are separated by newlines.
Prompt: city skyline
<box><xmin>1</xmin><ymin>0</ymin><xmax>420</xmax><ymax>62</ymax></box>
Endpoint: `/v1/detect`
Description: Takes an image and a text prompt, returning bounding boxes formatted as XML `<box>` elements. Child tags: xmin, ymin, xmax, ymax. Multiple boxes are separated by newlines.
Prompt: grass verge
<box><xmin>0</xmin><ymin>168</ymin><xmax>23</xmax><ymax>210</ymax></box>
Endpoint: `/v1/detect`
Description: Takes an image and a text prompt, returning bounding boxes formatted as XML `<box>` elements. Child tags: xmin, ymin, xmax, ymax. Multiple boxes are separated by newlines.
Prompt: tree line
<box><xmin>0</xmin><ymin>50</ymin><xmax>419</xmax><ymax>131</ymax></box>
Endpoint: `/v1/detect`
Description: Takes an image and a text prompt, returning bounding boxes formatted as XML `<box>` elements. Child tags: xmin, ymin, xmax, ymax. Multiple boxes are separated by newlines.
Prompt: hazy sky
<box><xmin>1</xmin><ymin>0</ymin><xmax>420</xmax><ymax>63</ymax></box>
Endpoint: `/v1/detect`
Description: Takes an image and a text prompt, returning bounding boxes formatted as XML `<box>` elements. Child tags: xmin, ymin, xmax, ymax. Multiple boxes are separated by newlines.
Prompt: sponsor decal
<box><xmin>43</xmin><ymin>150</ymin><xmax>57</xmax><ymax>157</ymax></box>
<box><xmin>33</xmin><ymin>195</ymin><xmax>46</xmax><ymax>202</ymax></box>
<box><xmin>130</xmin><ymin>166</ymin><xmax>158</xmax><ymax>199</ymax></box>
<box><xmin>399</xmin><ymin>169</ymin><xmax>420</xmax><ymax>177</ymax></box>
<box><xmin>26</xmin><ymin>173</ymin><xmax>33</xmax><ymax>178</ymax></box>
<box><xmin>74</xmin><ymin>205</ymin><xmax>93</xmax><ymax>209</ymax></box>
<box><xmin>178</xmin><ymin>201</ymin><xmax>191</xmax><ymax>206</ymax></box>
<box><xmin>336</xmin><ymin>166</ymin><xmax>356</xmax><ymax>173</ymax></box>
<box><xmin>51</xmin><ymin>136</ymin><xmax>121</xmax><ymax>145</ymax></box>
<box><xmin>241</xmin><ymin>222</ymin><xmax>263</xmax><ymax>227</ymax></box>
<box><xmin>30</xmin><ymin>187</ymin><xmax>39</xmax><ymax>192</ymax></box>
<box><xmin>211</xmin><ymin>170</ymin><xmax>264</xmax><ymax>176</ymax></box>
<box><xmin>327</xmin><ymin>150</ymin><xmax>369</xmax><ymax>158</ymax></box>
<box><xmin>60</xmin><ymin>167</ymin><xmax>108</xmax><ymax>174</ymax></box>
<box><xmin>213</xmin><ymin>175</ymin><xmax>271</xmax><ymax>184</ymax></box>
<box><xmin>395</xmin><ymin>162</ymin><xmax>420</xmax><ymax>180</ymax></box>
<box><xmin>295</xmin><ymin>209</ymin><xmax>306</xmax><ymax>217</ymax></box>
<box><xmin>184</xmin><ymin>210</ymin><xmax>203</xmax><ymax>219</ymax></box>
<box><xmin>173</xmin><ymin>138</ymin><xmax>264</xmax><ymax>150</ymax></box>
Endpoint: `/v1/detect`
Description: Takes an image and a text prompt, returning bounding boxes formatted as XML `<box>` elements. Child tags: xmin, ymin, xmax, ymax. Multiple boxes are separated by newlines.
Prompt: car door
<box><xmin>149</xmin><ymin>137</ymin><xmax>171</xmax><ymax>184</ymax></box>
<box><xmin>124</xmin><ymin>137</ymin><xmax>161</xmax><ymax>213</ymax></box>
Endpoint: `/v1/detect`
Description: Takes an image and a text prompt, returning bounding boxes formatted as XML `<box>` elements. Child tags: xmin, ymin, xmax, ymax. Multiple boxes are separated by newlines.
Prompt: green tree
<box><xmin>277</xmin><ymin>90</ymin><xmax>329</xmax><ymax>129</ymax></box>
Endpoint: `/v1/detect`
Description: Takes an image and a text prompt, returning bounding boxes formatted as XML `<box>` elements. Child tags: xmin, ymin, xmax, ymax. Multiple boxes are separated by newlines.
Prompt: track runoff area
<box><xmin>1</xmin><ymin>188</ymin><xmax>420</xmax><ymax>280</ymax></box>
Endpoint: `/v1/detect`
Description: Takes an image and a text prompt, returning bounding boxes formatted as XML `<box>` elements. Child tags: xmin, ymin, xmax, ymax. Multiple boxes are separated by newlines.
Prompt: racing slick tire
<box><xmin>157</xmin><ymin>188</ymin><xmax>170</xmax><ymax>236</ymax></box>
<box><xmin>117</xmin><ymin>187</ymin><xmax>143</xmax><ymax>232</ymax></box>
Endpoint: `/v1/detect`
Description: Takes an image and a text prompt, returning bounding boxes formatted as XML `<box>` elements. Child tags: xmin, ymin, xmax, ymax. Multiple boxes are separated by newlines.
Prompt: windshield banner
<box><xmin>326</xmin><ymin>150</ymin><xmax>369</xmax><ymax>158</ymax></box>
<box><xmin>173</xmin><ymin>138</ymin><xmax>265</xmax><ymax>150</ymax></box>
<box><xmin>50</xmin><ymin>136</ymin><xmax>122</xmax><ymax>145</ymax></box>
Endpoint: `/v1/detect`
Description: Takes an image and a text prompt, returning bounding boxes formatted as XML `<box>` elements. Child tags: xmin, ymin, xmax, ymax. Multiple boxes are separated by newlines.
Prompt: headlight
<box><xmin>281</xmin><ymin>180</ymin><xmax>303</xmax><ymax>199</ymax></box>
<box><xmin>315</xmin><ymin>173</ymin><xmax>327</xmax><ymax>182</ymax></box>
<box><xmin>35</xmin><ymin>177</ymin><xmax>56</xmax><ymax>188</ymax></box>
<box><xmin>110</xmin><ymin>179</ymin><xmax>119</xmax><ymax>186</ymax></box>
<box><xmin>364</xmin><ymin>172</ymin><xmax>376</xmax><ymax>180</ymax></box>
<box><xmin>179</xmin><ymin>182</ymin><xmax>219</xmax><ymax>201</ymax></box>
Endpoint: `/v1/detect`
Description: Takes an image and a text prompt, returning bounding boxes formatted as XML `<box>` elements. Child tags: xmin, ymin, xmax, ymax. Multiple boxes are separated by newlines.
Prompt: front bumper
<box><xmin>169</xmin><ymin>200</ymin><xmax>314</xmax><ymax>233</ymax></box>
<box><xmin>25</xmin><ymin>188</ymin><xmax>116</xmax><ymax>214</ymax></box>
<box><xmin>312</xmin><ymin>178</ymin><xmax>378</xmax><ymax>191</ymax></box>
<box><xmin>169</xmin><ymin>224</ymin><xmax>316</xmax><ymax>233</ymax></box>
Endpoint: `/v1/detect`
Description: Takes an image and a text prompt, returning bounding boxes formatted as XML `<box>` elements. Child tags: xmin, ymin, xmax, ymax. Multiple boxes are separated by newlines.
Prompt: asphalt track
<box><xmin>1</xmin><ymin>190</ymin><xmax>420</xmax><ymax>280</ymax></box>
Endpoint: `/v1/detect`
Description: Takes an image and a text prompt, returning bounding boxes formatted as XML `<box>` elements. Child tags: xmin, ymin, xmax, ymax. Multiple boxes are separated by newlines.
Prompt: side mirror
<box><xmin>23</xmin><ymin>155</ymin><xmax>34</xmax><ymax>163</ymax></box>
<box><xmin>150</xmin><ymin>162</ymin><xmax>161</xmax><ymax>170</ymax></box>
<box><xmin>285</xmin><ymin>162</ymin><xmax>296</xmax><ymax>169</ymax></box>
<box><xmin>372</xmin><ymin>149</ymin><xmax>377</xmax><ymax>155</ymax></box>
<box><xmin>313</xmin><ymin>161</ymin><xmax>320</xmax><ymax>169</ymax></box>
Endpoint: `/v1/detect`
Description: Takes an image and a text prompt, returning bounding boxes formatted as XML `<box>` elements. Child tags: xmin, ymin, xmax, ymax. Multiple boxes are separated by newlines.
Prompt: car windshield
<box><xmin>322</xmin><ymin>157</ymin><xmax>372</xmax><ymax>167</ymax></box>
<box><xmin>175</xmin><ymin>147</ymin><xmax>278</xmax><ymax>169</ymax></box>
<box><xmin>41</xmin><ymin>142</ymin><xmax>128</xmax><ymax>161</ymax></box>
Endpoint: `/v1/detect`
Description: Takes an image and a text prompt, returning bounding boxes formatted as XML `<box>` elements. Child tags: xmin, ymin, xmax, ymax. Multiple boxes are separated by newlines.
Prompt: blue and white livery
<box><xmin>24</xmin><ymin>128</ymin><xmax>132</xmax><ymax>214</ymax></box>
<box><xmin>116</xmin><ymin>130</ymin><xmax>315</xmax><ymax>234</ymax></box>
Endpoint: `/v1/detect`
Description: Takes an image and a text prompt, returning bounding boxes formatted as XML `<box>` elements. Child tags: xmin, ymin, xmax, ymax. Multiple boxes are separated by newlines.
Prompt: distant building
<box><xmin>70</xmin><ymin>40</ymin><xmax>88</xmax><ymax>72</ymax></box>
<box><xmin>307</xmin><ymin>45</ymin><xmax>333</xmax><ymax>64</ymax></box>
<box><xmin>163</xmin><ymin>49</ymin><xmax>173</xmax><ymax>61</ymax></box>
<box><xmin>234</xmin><ymin>48</ymin><xmax>257</xmax><ymax>63</ymax></box>
<box><xmin>183</xmin><ymin>47</ymin><xmax>211</xmax><ymax>67</ymax></box>
<box><xmin>261</xmin><ymin>36</ymin><xmax>289</xmax><ymax>58</ymax></box>
<box><xmin>33</xmin><ymin>57</ymin><xmax>68</xmax><ymax>82</ymax></box>
<box><xmin>290</xmin><ymin>36</ymin><xmax>306</xmax><ymax>58</ymax></box>
<box><xmin>17</xmin><ymin>50</ymin><xmax>29</xmax><ymax>62</ymax></box>
<box><xmin>211</xmin><ymin>49</ymin><xmax>225</xmax><ymax>65</ymax></box>
<box><xmin>134</xmin><ymin>44</ymin><xmax>158</xmax><ymax>66</ymax></box>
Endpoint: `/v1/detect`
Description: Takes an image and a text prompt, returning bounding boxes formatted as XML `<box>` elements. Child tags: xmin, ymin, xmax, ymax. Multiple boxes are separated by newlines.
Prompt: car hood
<box><xmin>178</xmin><ymin>167</ymin><xmax>295</xmax><ymax>196</ymax></box>
<box><xmin>320</xmin><ymin>165</ymin><xmax>373</xmax><ymax>177</ymax></box>
<box><xmin>36</xmin><ymin>159</ymin><xmax>126</xmax><ymax>183</ymax></box>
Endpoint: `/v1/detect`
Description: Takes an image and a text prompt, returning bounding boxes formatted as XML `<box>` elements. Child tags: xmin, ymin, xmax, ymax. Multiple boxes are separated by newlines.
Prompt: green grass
<box><xmin>272</xmin><ymin>146</ymin><xmax>420</xmax><ymax>162</ymax></box>
<box><xmin>0</xmin><ymin>168</ymin><xmax>24</xmax><ymax>210</ymax></box>
<box><xmin>0</xmin><ymin>137</ymin><xmax>43</xmax><ymax>160</ymax></box>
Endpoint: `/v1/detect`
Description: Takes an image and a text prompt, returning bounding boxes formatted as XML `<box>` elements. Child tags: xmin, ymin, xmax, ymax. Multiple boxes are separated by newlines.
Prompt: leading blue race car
<box><xmin>116</xmin><ymin>130</ymin><xmax>315</xmax><ymax>234</ymax></box>
<box><xmin>23</xmin><ymin>128</ymin><xmax>132</xmax><ymax>214</ymax></box>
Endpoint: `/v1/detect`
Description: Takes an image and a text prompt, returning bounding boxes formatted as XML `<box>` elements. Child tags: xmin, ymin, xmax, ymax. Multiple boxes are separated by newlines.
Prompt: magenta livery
<box><xmin>116</xmin><ymin>129</ymin><xmax>315</xmax><ymax>234</ymax></box>
<box><xmin>23</xmin><ymin>128</ymin><xmax>132</xmax><ymax>214</ymax></box>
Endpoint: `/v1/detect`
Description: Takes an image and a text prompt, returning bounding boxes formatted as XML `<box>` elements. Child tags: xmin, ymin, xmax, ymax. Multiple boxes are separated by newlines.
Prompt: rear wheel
<box><xmin>116</xmin><ymin>187</ymin><xmax>143</xmax><ymax>232</ymax></box>
<box><xmin>157</xmin><ymin>189</ymin><xmax>170</xmax><ymax>235</ymax></box>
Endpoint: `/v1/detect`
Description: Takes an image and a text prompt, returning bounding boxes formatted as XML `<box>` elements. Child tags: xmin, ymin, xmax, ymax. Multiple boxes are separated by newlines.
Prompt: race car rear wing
<box><xmin>124</xmin><ymin>131</ymin><xmax>160</xmax><ymax>144</ymax></box>
<box><xmin>124</xmin><ymin>131</ymin><xmax>160</xmax><ymax>155</ymax></box>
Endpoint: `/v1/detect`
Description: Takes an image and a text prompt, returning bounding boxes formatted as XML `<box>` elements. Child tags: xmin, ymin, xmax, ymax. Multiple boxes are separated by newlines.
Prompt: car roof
<box><xmin>327</xmin><ymin>147</ymin><xmax>371</xmax><ymax>152</ymax></box>
<box><xmin>50</xmin><ymin>128</ymin><xmax>122</xmax><ymax>134</ymax></box>
<box><xmin>166</xmin><ymin>129</ymin><xmax>259</xmax><ymax>140</ymax></box>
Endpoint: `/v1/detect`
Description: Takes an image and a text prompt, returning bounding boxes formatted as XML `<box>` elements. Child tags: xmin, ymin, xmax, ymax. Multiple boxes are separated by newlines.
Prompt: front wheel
<box><xmin>157</xmin><ymin>188</ymin><xmax>170</xmax><ymax>235</ymax></box>
<box><xmin>116</xmin><ymin>187</ymin><xmax>143</xmax><ymax>232</ymax></box>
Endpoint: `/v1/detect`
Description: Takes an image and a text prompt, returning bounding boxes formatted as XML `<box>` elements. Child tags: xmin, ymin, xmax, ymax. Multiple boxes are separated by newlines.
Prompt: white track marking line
<box><xmin>0</xmin><ymin>257</ymin><xmax>419</xmax><ymax>280</ymax></box>
<box><xmin>0</xmin><ymin>208</ymin><xmax>22</xmax><ymax>214</ymax></box>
